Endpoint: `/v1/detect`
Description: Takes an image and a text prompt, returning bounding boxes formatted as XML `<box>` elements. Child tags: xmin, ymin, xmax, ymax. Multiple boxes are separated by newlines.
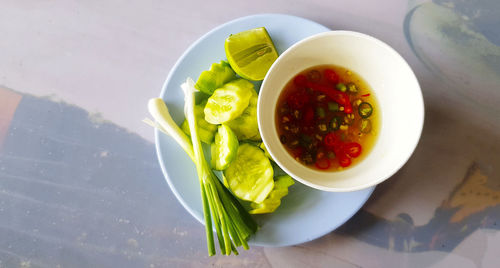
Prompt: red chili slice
<box><xmin>324</xmin><ymin>69</ymin><xmax>339</xmax><ymax>84</ymax></box>
<box><xmin>361</xmin><ymin>93</ymin><xmax>371</xmax><ymax>97</ymax></box>
<box><xmin>344</xmin><ymin>105</ymin><xmax>353</xmax><ymax>114</ymax></box>
<box><xmin>323</xmin><ymin>132</ymin><xmax>339</xmax><ymax>147</ymax></box>
<box><xmin>343</xmin><ymin>142</ymin><xmax>362</xmax><ymax>158</ymax></box>
<box><xmin>294</xmin><ymin>74</ymin><xmax>308</xmax><ymax>87</ymax></box>
<box><xmin>338</xmin><ymin>154</ymin><xmax>352</xmax><ymax>167</ymax></box>
<box><xmin>306</xmin><ymin>81</ymin><xmax>353</xmax><ymax>114</ymax></box>
<box><xmin>315</xmin><ymin>157</ymin><xmax>331</xmax><ymax>170</ymax></box>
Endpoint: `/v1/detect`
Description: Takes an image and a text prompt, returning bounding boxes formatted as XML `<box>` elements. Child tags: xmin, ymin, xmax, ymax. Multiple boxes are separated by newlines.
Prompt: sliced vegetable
<box><xmin>347</xmin><ymin>82</ymin><xmax>358</xmax><ymax>94</ymax></box>
<box><xmin>343</xmin><ymin>142</ymin><xmax>362</xmax><ymax>158</ymax></box>
<box><xmin>360</xmin><ymin>119</ymin><xmax>372</xmax><ymax>133</ymax></box>
<box><xmin>306</xmin><ymin>81</ymin><xmax>353</xmax><ymax>114</ymax></box>
<box><xmin>343</xmin><ymin>113</ymin><xmax>355</xmax><ymax>126</ymax></box>
<box><xmin>300</xmin><ymin>152</ymin><xmax>316</xmax><ymax>166</ymax></box>
<box><xmin>274</xmin><ymin>175</ymin><xmax>295</xmax><ymax>188</ymax></box>
<box><xmin>327</xmin><ymin>101</ymin><xmax>339</xmax><ymax>112</ymax></box>
<box><xmin>324</xmin><ymin>132</ymin><xmax>339</xmax><ymax>147</ymax></box>
<box><xmin>181</xmin><ymin>102</ymin><xmax>218</xmax><ymax>144</ymax></box>
<box><xmin>315</xmin><ymin>157</ymin><xmax>331</xmax><ymax>170</ymax></box>
<box><xmin>324</xmin><ymin>69</ymin><xmax>339</xmax><ymax>84</ymax></box>
<box><xmin>339</xmin><ymin>154</ymin><xmax>352</xmax><ymax>167</ymax></box>
<box><xmin>317</xmin><ymin>121</ymin><xmax>328</xmax><ymax>133</ymax></box>
<box><xmin>180</xmin><ymin>79</ymin><xmax>257</xmax><ymax>256</ymax></box>
<box><xmin>276</xmin><ymin>65</ymin><xmax>378</xmax><ymax>171</ymax></box>
<box><xmin>352</xmin><ymin>98</ymin><xmax>363</xmax><ymax>109</ymax></box>
<box><xmin>249</xmin><ymin>200</ymin><xmax>281</xmax><ymax>214</ymax></box>
<box><xmin>225</xmin><ymin>27</ymin><xmax>278</xmax><ymax>81</ymax></box>
<box><xmin>223</xmin><ymin>143</ymin><xmax>274</xmax><ymax>203</ymax></box>
<box><xmin>293</xmin><ymin>74</ymin><xmax>307</xmax><ymax>87</ymax></box>
<box><xmin>204</xmin><ymin>79</ymin><xmax>253</xmax><ymax>124</ymax></box>
<box><xmin>329</xmin><ymin>116</ymin><xmax>342</xmax><ymax>131</ymax></box>
<box><xmin>195</xmin><ymin>61</ymin><xmax>236</xmax><ymax>95</ymax></box>
<box><xmin>181</xmin><ymin>121</ymin><xmax>212</xmax><ymax>144</ymax></box>
<box><xmin>147</xmin><ymin>79</ymin><xmax>258</xmax><ymax>256</ymax></box>
<box><xmin>316</xmin><ymin>107</ymin><xmax>325</xmax><ymax>118</ymax></box>
<box><xmin>226</xmin><ymin>88</ymin><xmax>261</xmax><ymax>140</ymax></box>
<box><xmin>307</xmin><ymin>70</ymin><xmax>321</xmax><ymax>82</ymax></box>
<box><xmin>211</xmin><ymin>125</ymin><xmax>239</xmax><ymax>170</ymax></box>
<box><xmin>336</xmin><ymin>83</ymin><xmax>347</xmax><ymax>92</ymax></box>
<box><xmin>259</xmin><ymin>142</ymin><xmax>273</xmax><ymax>160</ymax></box>
<box><xmin>249</xmin><ymin>175</ymin><xmax>294</xmax><ymax>214</ymax></box>
<box><xmin>358</xmin><ymin>102</ymin><xmax>373</xmax><ymax>118</ymax></box>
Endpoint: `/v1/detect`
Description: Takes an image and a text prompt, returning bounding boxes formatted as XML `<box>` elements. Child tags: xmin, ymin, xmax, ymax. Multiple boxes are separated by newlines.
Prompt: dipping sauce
<box><xmin>275</xmin><ymin>65</ymin><xmax>380</xmax><ymax>171</ymax></box>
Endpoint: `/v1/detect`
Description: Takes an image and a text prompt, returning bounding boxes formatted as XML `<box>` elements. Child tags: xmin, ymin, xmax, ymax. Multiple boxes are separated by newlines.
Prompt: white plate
<box><xmin>155</xmin><ymin>14</ymin><xmax>375</xmax><ymax>247</ymax></box>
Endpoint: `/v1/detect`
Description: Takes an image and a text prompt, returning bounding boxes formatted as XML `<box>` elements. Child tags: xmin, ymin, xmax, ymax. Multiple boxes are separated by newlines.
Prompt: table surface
<box><xmin>1</xmin><ymin>0</ymin><xmax>499</xmax><ymax>267</ymax></box>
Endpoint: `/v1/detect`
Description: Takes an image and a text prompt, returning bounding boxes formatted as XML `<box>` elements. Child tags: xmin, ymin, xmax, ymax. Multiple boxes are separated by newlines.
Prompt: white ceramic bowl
<box><xmin>258</xmin><ymin>31</ymin><xmax>424</xmax><ymax>192</ymax></box>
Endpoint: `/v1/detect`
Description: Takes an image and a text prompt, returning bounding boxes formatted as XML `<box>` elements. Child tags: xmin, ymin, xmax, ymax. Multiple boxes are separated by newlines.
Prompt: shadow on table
<box><xmin>0</xmin><ymin>92</ymin><xmax>267</xmax><ymax>267</ymax></box>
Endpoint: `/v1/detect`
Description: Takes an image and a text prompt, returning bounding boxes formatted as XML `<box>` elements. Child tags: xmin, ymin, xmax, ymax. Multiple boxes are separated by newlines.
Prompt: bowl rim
<box><xmin>258</xmin><ymin>30</ymin><xmax>425</xmax><ymax>192</ymax></box>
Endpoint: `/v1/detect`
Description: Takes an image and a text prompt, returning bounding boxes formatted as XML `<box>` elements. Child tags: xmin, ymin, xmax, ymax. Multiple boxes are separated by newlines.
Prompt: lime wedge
<box><xmin>225</xmin><ymin>27</ymin><xmax>278</xmax><ymax>81</ymax></box>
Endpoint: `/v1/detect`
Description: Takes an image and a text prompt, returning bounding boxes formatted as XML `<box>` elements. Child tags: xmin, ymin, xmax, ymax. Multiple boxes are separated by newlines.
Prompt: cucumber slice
<box><xmin>226</xmin><ymin>88</ymin><xmax>261</xmax><ymax>141</ymax></box>
<box><xmin>204</xmin><ymin>79</ymin><xmax>253</xmax><ymax>124</ymax></box>
<box><xmin>195</xmin><ymin>60</ymin><xmax>236</xmax><ymax>95</ymax></box>
<box><xmin>249</xmin><ymin>175</ymin><xmax>294</xmax><ymax>214</ymax></box>
<box><xmin>249</xmin><ymin>199</ymin><xmax>281</xmax><ymax>214</ymax></box>
<box><xmin>274</xmin><ymin>175</ymin><xmax>295</xmax><ymax>188</ymax></box>
<box><xmin>259</xmin><ymin>142</ymin><xmax>272</xmax><ymax>160</ymax></box>
<box><xmin>223</xmin><ymin>143</ymin><xmax>274</xmax><ymax>203</ymax></box>
<box><xmin>210</xmin><ymin>124</ymin><xmax>239</xmax><ymax>170</ymax></box>
<box><xmin>181</xmin><ymin>103</ymin><xmax>218</xmax><ymax>144</ymax></box>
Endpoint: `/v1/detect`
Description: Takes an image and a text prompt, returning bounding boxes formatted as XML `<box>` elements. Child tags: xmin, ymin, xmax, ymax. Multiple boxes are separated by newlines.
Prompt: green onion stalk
<box><xmin>147</xmin><ymin>78</ymin><xmax>257</xmax><ymax>256</ymax></box>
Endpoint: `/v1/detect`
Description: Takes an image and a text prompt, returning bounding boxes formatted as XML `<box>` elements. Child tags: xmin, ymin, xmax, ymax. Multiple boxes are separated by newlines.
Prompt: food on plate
<box><xmin>204</xmin><ymin>79</ymin><xmax>254</xmax><ymax>124</ymax></box>
<box><xmin>211</xmin><ymin>124</ymin><xmax>239</xmax><ymax>170</ymax></box>
<box><xmin>180</xmin><ymin>101</ymin><xmax>218</xmax><ymax>144</ymax></box>
<box><xmin>195</xmin><ymin>60</ymin><xmax>236</xmax><ymax>95</ymax></box>
<box><xmin>225</xmin><ymin>27</ymin><xmax>278</xmax><ymax>81</ymax></box>
<box><xmin>225</xmin><ymin>88</ymin><xmax>261</xmax><ymax>141</ymax></box>
<box><xmin>148</xmin><ymin>94</ymin><xmax>258</xmax><ymax>256</ymax></box>
<box><xmin>259</xmin><ymin>142</ymin><xmax>272</xmax><ymax>159</ymax></box>
<box><xmin>146</xmin><ymin>27</ymin><xmax>294</xmax><ymax>256</ymax></box>
<box><xmin>249</xmin><ymin>175</ymin><xmax>294</xmax><ymax>214</ymax></box>
<box><xmin>223</xmin><ymin>143</ymin><xmax>274</xmax><ymax>203</ymax></box>
<box><xmin>276</xmin><ymin>65</ymin><xmax>379</xmax><ymax>170</ymax></box>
